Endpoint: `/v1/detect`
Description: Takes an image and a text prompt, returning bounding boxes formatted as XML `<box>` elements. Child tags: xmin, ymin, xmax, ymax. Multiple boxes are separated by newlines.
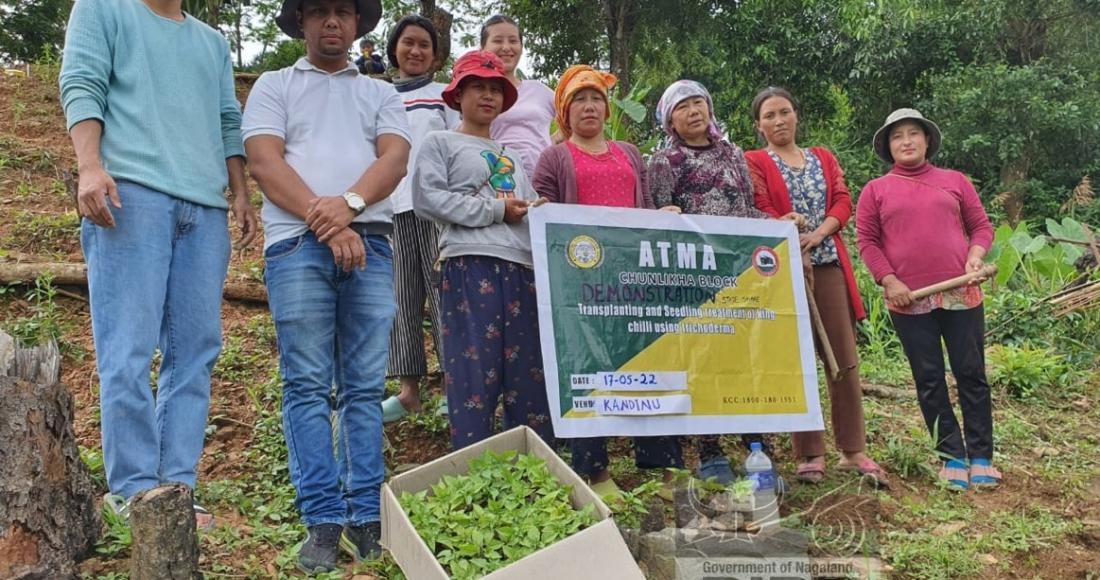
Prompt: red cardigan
<box><xmin>744</xmin><ymin>147</ymin><xmax>866</xmax><ymax>320</ymax></box>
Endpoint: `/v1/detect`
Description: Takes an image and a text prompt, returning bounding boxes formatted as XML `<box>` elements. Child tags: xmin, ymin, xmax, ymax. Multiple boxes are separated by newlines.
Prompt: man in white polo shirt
<box><xmin>241</xmin><ymin>0</ymin><xmax>410</xmax><ymax>572</ymax></box>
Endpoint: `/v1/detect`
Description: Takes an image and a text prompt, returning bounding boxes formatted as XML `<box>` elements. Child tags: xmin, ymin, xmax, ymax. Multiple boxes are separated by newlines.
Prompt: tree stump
<box><xmin>129</xmin><ymin>484</ymin><xmax>201</xmax><ymax>580</ymax></box>
<box><xmin>0</xmin><ymin>332</ymin><xmax>100</xmax><ymax>580</ymax></box>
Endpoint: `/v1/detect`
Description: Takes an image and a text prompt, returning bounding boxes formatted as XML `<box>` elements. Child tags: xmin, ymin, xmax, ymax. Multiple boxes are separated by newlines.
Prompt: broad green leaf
<box><xmin>1023</xmin><ymin>236</ymin><xmax>1048</xmax><ymax>255</ymax></box>
<box><xmin>613</xmin><ymin>96</ymin><xmax>648</xmax><ymax>124</ymax></box>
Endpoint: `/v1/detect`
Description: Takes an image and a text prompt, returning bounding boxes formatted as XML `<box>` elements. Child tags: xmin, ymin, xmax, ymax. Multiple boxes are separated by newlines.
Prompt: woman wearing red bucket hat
<box><xmin>412</xmin><ymin>50</ymin><xmax>555</xmax><ymax>450</ymax></box>
<box><xmin>440</xmin><ymin>50</ymin><xmax>518</xmax><ymax>113</ymax></box>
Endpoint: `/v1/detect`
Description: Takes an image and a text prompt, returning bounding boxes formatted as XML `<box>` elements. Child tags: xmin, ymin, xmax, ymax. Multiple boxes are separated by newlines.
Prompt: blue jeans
<box><xmin>265</xmin><ymin>232</ymin><xmax>396</xmax><ymax>526</ymax></box>
<box><xmin>82</xmin><ymin>181</ymin><xmax>230</xmax><ymax>499</ymax></box>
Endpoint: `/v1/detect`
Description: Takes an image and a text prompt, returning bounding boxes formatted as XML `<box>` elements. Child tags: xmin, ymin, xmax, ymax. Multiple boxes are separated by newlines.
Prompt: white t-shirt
<box><xmin>241</xmin><ymin>58</ymin><xmax>411</xmax><ymax>249</ymax></box>
<box><xmin>390</xmin><ymin>78</ymin><xmax>461</xmax><ymax>214</ymax></box>
<box><xmin>490</xmin><ymin>79</ymin><xmax>555</xmax><ymax>181</ymax></box>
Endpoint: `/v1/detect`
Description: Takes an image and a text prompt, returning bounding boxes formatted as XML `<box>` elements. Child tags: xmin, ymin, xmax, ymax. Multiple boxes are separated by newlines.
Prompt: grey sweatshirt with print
<box><xmin>412</xmin><ymin>131</ymin><xmax>537</xmax><ymax>267</ymax></box>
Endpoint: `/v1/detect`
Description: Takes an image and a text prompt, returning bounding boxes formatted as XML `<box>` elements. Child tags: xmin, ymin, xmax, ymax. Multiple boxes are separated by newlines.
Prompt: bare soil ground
<box><xmin>2</xmin><ymin>70</ymin><xmax>1098</xmax><ymax>579</ymax></box>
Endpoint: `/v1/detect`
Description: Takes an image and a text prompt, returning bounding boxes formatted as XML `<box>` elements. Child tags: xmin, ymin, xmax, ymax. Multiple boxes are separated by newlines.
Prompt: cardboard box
<box><xmin>381</xmin><ymin>426</ymin><xmax>645</xmax><ymax>580</ymax></box>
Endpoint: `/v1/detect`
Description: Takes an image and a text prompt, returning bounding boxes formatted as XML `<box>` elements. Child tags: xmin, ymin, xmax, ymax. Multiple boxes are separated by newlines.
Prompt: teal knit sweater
<box><xmin>59</xmin><ymin>0</ymin><xmax>244</xmax><ymax>209</ymax></box>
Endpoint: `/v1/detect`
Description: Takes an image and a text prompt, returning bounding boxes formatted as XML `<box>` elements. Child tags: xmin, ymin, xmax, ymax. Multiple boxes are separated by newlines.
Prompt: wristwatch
<box><xmin>342</xmin><ymin>191</ymin><xmax>367</xmax><ymax>215</ymax></box>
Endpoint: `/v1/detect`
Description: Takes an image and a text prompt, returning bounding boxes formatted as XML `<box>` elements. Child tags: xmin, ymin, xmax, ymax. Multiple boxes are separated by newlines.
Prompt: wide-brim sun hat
<box><xmin>276</xmin><ymin>0</ymin><xmax>382</xmax><ymax>40</ymax></box>
<box><xmin>873</xmin><ymin>108</ymin><xmax>942</xmax><ymax>164</ymax></box>
<box><xmin>441</xmin><ymin>50</ymin><xmax>519</xmax><ymax>113</ymax></box>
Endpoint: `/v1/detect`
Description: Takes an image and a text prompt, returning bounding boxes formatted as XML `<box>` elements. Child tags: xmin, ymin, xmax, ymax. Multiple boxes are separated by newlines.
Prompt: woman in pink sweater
<box><xmin>855</xmin><ymin>109</ymin><xmax>999</xmax><ymax>491</ymax></box>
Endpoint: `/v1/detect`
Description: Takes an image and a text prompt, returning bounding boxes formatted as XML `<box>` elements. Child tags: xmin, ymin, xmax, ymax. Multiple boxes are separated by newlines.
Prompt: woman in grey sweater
<box><xmin>412</xmin><ymin>50</ymin><xmax>555</xmax><ymax>449</ymax></box>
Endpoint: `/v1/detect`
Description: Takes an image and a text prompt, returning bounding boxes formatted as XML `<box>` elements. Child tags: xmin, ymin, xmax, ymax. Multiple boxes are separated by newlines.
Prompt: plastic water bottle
<box><xmin>745</xmin><ymin>442</ymin><xmax>779</xmax><ymax>528</ymax></box>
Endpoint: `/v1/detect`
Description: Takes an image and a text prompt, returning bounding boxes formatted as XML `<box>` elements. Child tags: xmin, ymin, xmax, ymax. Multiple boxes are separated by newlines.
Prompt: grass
<box><xmin>978</xmin><ymin>508</ymin><xmax>1083</xmax><ymax>554</ymax></box>
<box><xmin>885</xmin><ymin>529</ymin><xmax>985</xmax><ymax>579</ymax></box>
<box><xmin>2</xmin><ymin>208</ymin><xmax>80</xmax><ymax>253</ymax></box>
<box><xmin>880</xmin><ymin>426</ymin><xmax>940</xmax><ymax>480</ymax></box>
<box><xmin>2</xmin><ymin>274</ymin><xmax>75</xmax><ymax>352</ymax></box>
<box><xmin>213</xmin><ymin>335</ymin><xmax>262</xmax><ymax>383</ymax></box>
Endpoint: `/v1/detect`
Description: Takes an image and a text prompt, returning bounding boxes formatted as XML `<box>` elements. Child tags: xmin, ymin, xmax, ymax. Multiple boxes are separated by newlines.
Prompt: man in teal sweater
<box><xmin>59</xmin><ymin>0</ymin><xmax>257</xmax><ymax>529</ymax></box>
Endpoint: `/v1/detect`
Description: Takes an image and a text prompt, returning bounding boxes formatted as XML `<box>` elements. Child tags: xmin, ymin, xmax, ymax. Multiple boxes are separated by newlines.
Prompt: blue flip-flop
<box><xmin>969</xmin><ymin>458</ymin><xmax>1002</xmax><ymax>487</ymax></box>
<box><xmin>939</xmin><ymin>458</ymin><xmax>969</xmax><ymax>491</ymax></box>
<box><xmin>381</xmin><ymin>396</ymin><xmax>408</xmax><ymax>423</ymax></box>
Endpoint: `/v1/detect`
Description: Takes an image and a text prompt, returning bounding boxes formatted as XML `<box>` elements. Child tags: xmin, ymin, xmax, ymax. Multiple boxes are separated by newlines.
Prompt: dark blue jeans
<box><xmin>265</xmin><ymin>232</ymin><xmax>396</xmax><ymax>526</ymax></box>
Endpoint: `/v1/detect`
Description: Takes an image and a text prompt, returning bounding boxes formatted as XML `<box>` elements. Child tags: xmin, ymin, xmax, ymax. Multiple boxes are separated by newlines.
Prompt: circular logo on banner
<box><xmin>567</xmin><ymin>235</ymin><xmax>603</xmax><ymax>269</ymax></box>
<box><xmin>752</xmin><ymin>246</ymin><xmax>780</xmax><ymax>276</ymax></box>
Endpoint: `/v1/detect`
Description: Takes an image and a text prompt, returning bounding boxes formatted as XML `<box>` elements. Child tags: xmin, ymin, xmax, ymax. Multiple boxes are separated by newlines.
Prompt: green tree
<box><xmin>0</xmin><ymin>0</ymin><xmax>72</xmax><ymax>63</ymax></box>
<box><xmin>183</xmin><ymin>0</ymin><xmax>224</xmax><ymax>27</ymax></box>
<box><xmin>922</xmin><ymin>62</ymin><xmax>1100</xmax><ymax>222</ymax></box>
<box><xmin>249</xmin><ymin>38</ymin><xmax>304</xmax><ymax>71</ymax></box>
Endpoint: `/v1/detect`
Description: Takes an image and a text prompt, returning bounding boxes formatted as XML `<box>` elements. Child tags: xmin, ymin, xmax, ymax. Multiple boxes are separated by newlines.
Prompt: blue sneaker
<box><xmin>697</xmin><ymin>456</ymin><xmax>735</xmax><ymax>485</ymax></box>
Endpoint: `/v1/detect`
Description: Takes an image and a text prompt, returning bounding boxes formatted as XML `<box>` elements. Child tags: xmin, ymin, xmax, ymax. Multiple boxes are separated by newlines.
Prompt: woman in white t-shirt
<box><xmin>381</xmin><ymin>15</ymin><xmax>461</xmax><ymax>423</ymax></box>
<box><xmin>480</xmin><ymin>15</ymin><xmax>557</xmax><ymax>180</ymax></box>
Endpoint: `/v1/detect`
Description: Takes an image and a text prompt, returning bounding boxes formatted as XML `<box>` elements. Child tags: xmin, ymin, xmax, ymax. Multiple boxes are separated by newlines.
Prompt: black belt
<box><xmin>348</xmin><ymin>222</ymin><xmax>393</xmax><ymax>236</ymax></box>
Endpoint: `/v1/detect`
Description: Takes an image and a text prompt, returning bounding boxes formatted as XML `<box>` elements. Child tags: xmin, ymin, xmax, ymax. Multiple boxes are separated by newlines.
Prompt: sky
<box><xmin>237</xmin><ymin>9</ymin><xmax>532</xmax><ymax>75</ymax></box>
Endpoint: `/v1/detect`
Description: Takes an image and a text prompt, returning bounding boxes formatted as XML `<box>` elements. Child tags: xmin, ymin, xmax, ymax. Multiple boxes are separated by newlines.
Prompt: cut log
<box><xmin>129</xmin><ymin>484</ymin><xmax>201</xmax><ymax>580</ymax></box>
<box><xmin>0</xmin><ymin>261</ymin><xmax>87</xmax><ymax>286</ymax></box>
<box><xmin>0</xmin><ymin>261</ymin><xmax>268</xmax><ymax>303</ymax></box>
<box><xmin>0</xmin><ymin>332</ymin><xmax>100</xmax><ymax>580</ymax></box>
<box><xmin>861</xmin><ymin>383</ymin><xmax>910</xmax><ymax>400</ymax></box>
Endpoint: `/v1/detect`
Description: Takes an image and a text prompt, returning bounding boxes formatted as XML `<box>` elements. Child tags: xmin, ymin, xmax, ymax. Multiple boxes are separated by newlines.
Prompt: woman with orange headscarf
<box><xmin>532</xmin><ymin>65</ymin><xmax>681</xmax><ymax>501</ymax></box>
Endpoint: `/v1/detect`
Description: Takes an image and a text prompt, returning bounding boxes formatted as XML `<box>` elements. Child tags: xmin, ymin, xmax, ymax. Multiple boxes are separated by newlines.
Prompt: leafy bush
<box><xmin>4</xmin><ymin>274</ymin><xmax>71</xmax><ymax>349</ymax></box>
<box><xmin>986</xmin><ymin>218</ymin><xmax>1090</xmax><ymax>290</ymax></box>
<box><xmin>399</xmin><ymin>450</ymin><xmax>597</xmax><ymax>580</ymax></box>
<box><xmin>986</xmin><ymin>344</ymin><xmax>1069</xmax><ymax>399</ymax></box>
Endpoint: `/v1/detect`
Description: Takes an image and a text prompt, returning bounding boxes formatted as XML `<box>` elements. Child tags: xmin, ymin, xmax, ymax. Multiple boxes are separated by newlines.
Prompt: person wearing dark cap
<box><xmin>856</xmin><ymin>108</ymin><xmax>998</xmax><ymax>492</ymax></box>
<box><xmin>355</xmin><ymin>37</ymin><xmax>385</xmax><ymax>74</ymax></box>
<box><xmin>412</xmin><ymin>50</ymin><xmax>555</xmax><ymax>450</ymax></box>
<box><xmin>380</xmin><ymin>14</ymin><xmax>461</xmax><ymax>424</ymax></box>
<box><xmin>242</xmin><ymin>0</ymin><xmax>410</xmax><ymax>571</ymax></box>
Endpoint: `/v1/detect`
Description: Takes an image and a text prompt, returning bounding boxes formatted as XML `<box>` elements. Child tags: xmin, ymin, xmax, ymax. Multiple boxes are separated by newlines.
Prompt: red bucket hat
<box><xmin>441</xmin><ymin>50</ymin><xmax>519</xmax><ymax>113</ymax></box>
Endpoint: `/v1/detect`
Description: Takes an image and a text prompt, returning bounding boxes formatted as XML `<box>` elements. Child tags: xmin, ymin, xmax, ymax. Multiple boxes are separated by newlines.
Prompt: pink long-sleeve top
<box><xmin>855</xmin><ymin>162</ymin><xmax>993</xmax><ymax>291</ymax></box>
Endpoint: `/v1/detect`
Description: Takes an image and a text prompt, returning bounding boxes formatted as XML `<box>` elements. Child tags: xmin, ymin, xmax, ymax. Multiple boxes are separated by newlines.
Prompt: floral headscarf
<box><xmin>655</xmin><ymin>80</ymin><xmax>723</xmax><ymax>143</ymax></box>
<box><xmin>554</xmin><ymin>64</ymin><xmax>618</xmax><ymax>138</ymax></box>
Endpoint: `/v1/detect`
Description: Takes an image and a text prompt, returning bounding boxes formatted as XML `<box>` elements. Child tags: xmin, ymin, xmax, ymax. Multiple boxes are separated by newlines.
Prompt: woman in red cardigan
<box><xmin>745</xmin><ymin>87</ymin><xmax>886</xmax><ymax>487</ymax></box>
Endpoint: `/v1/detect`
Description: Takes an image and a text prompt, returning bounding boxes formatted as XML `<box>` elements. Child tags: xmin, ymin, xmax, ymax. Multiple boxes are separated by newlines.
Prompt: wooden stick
<box><xmin>910</xmin><ymin>264</ymin><xmax>998</xmax><ymax>299</ymax></box>
<box><xmin>805</xmin><ymin>281</ymin><xmax>842</xmax><ymax>383</ymax></box>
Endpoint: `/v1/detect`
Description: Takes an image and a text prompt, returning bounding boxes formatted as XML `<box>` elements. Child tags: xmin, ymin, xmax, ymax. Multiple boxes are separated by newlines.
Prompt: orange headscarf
<box><xmin>554</xmin><ymin>65</ymin><xmax>618</xmax><ymax>138</ymax></box>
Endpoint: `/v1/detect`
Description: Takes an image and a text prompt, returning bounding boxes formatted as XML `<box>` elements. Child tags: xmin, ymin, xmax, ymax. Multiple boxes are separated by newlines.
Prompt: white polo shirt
<box><xmin>242</xmin><ymin>57</ymin><xmax>411</xmax><ymax>250</ymax></box>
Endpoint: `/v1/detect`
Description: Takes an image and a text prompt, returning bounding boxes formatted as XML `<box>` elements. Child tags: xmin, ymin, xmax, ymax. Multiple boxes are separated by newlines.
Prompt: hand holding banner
<box><xmin>529</xmin><ymin>204</ymin><xmax>824</xmax><ymax>438</ymax></box>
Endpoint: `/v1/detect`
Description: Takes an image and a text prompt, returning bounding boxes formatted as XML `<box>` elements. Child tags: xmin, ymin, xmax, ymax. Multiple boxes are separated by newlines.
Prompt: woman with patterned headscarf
<box><xmin>648</xmin><ymin>80</ymin><xmax>770</xmax><ymax>485</ymax></box>
<box><xmin>532</xmin><ymin>66</ymin><xmax>682</xmax><ymax>501</ymax></box>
